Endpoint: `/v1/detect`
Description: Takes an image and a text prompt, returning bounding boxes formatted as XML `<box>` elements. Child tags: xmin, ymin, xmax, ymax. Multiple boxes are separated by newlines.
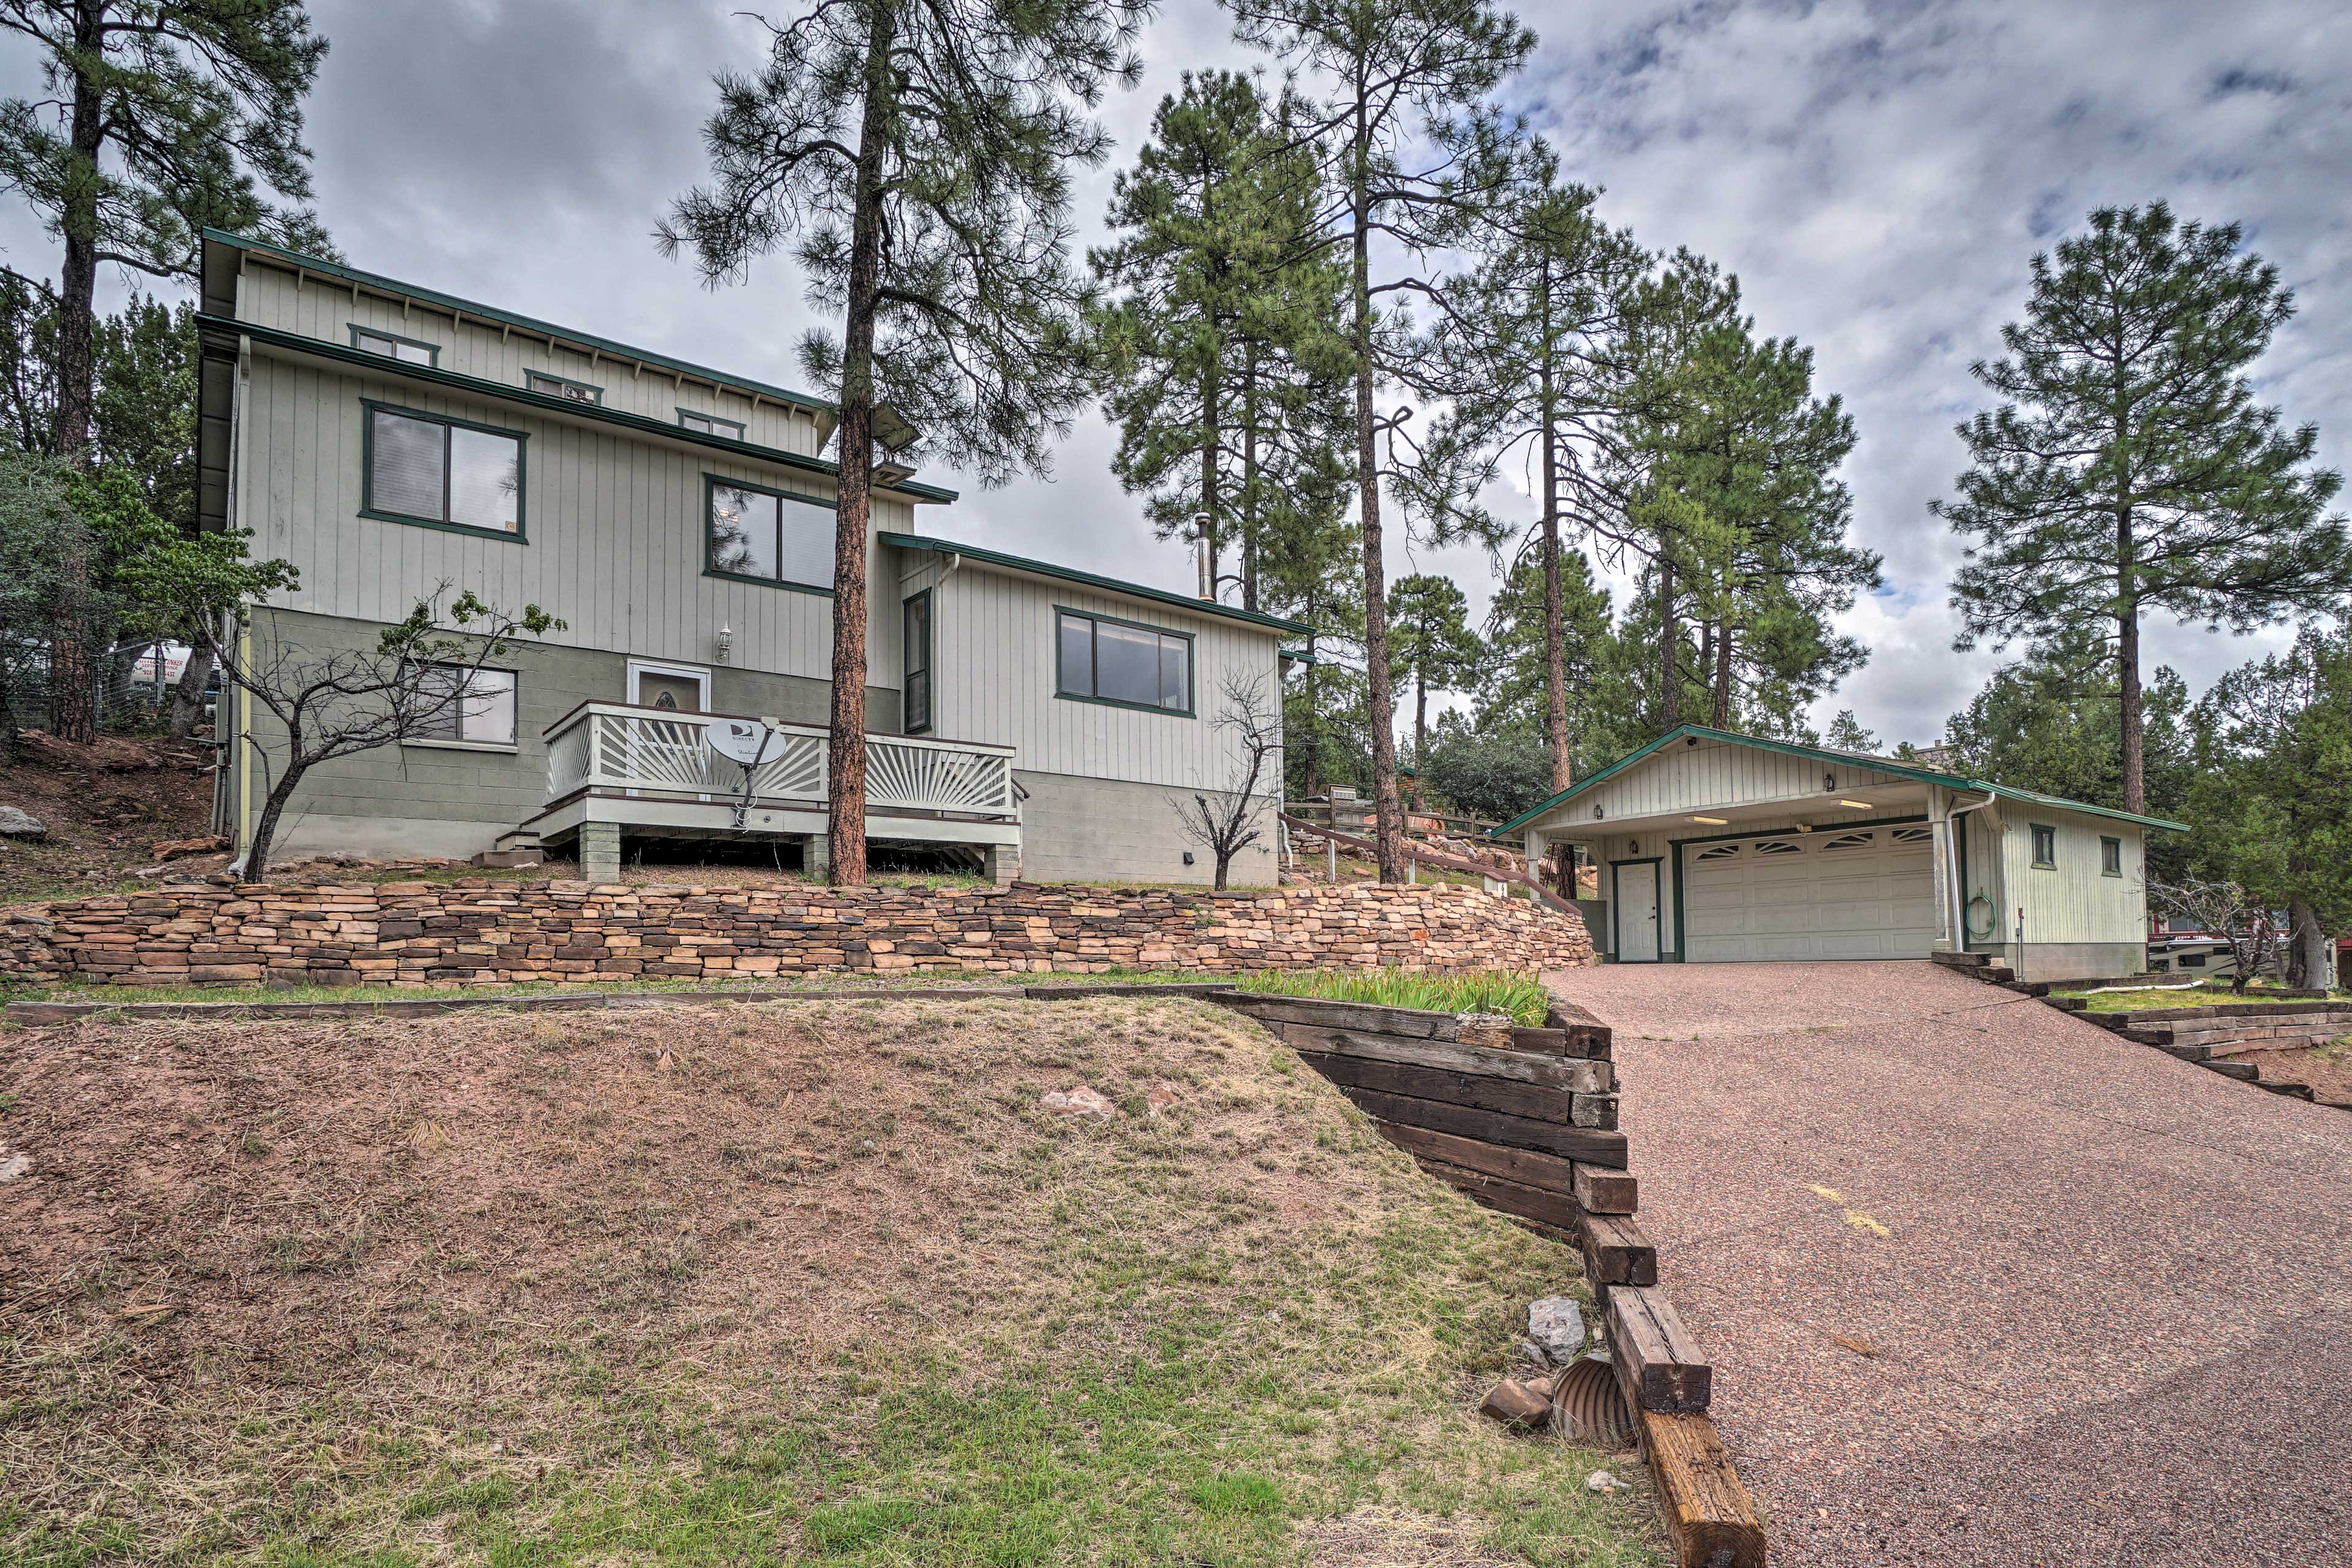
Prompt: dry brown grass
<box><xmin>0</xmin><ymin>996</ymin><xmax>1660</xmax><ymax>1566</ymax></box>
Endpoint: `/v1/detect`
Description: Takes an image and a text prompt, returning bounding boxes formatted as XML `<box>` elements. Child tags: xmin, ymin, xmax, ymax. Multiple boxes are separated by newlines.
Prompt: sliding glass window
<box><xmin>1055</xmin><ymin>608</ymin><xmax>1191</xmax><ymax>715</ymax></box>
<box><xmin>363</xmin><ymin>403</ymin><xmax>525</xmax><ymax>538</ymax></box>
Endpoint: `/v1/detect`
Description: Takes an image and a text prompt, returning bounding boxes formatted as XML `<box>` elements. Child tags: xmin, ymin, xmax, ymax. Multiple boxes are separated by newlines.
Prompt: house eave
<box><xmin>881</xmin><ymin>532</ymin><xmax>1311</xmax><ymax>635</ymax></box>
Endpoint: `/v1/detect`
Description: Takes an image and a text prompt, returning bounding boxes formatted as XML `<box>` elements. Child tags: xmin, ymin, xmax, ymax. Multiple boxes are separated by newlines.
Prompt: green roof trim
<box><xmin>205</xmin><ymin>315</ymin><xmax>959</xmax><ymax>503</ymax></box>
<box><xmin>205</xmin><ymin>227</ymin><xmax>835</xmax><ymax>417</ymax></box>
<box><xmin>1486</xmin><ymin>723</ymin><xmax>2190</xmax><ymax>839</ymax></box>
<box><xmin>880</xmin><ymin>532</ymin><xmax>1311</xmax><ymax>635</ymax></box>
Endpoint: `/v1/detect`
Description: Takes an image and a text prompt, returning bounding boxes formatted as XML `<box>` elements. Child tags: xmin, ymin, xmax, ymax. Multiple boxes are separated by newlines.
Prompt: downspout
<box><xmin>1946</xmin><ymin>791</ymin><xmax>1996</xmax><ymax>951</ymax></box>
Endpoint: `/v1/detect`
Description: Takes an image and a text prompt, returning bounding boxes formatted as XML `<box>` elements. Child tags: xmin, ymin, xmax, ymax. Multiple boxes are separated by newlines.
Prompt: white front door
<box><xmin>1615</xmin><ymin>861</ymin><xmax>1662</xmax><ymax>962</ymax></box>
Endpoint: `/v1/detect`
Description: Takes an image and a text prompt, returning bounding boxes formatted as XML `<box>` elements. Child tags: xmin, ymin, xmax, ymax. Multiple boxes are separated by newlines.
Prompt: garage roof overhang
<box><xmin>1489</xmin><ymin>724</ymin><xmax>2190</xmax><ymax>842</ymax></box>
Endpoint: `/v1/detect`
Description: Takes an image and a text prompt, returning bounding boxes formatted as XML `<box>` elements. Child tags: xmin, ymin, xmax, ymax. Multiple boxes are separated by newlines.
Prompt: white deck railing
<box><xmin>543</xmin><ymin>702</ymin><xmax>1019</xmax><ymax>820</ymax></box>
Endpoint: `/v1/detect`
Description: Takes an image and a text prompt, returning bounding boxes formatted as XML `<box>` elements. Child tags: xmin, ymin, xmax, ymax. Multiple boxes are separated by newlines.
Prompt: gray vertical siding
<box><xmin>236</xmin><ymin>258</ymin><xmax>824</xmax><ymax>453</ymax></box>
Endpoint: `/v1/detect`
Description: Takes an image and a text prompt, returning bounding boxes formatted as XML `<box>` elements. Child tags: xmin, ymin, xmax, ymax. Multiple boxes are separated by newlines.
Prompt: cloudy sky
<box><xmin>6</xmin><ymin>0</ymin><xmax>2346</xmax><ymax>747</ymax></box>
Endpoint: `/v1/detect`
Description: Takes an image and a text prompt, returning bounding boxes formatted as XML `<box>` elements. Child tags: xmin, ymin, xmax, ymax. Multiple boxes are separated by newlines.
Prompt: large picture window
<box><xmin>363</xmin><ymin>403</ymin><xmax>525</xmax><ymax>537</ymax></box>
<box><xmin>1055</xmin><ymin>608</ymin><xmax>1191</xmax><ymax>715</ymax></box>
<box><xmin>705</xmin><ymin>476</ymin><xmax>834</xmax><ymax>592</ymax></box>
<box><xmin>408</xmin><ymin>665</ymin><xmax>517</xmax><ymax>747</ymax></box>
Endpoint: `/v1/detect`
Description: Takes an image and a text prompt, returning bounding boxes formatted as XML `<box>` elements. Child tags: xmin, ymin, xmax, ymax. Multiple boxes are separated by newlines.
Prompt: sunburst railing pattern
<box><xmin>543</xmin><ymin>702</ymin><xmax>1017</xmax><ymax>820</ymax></box>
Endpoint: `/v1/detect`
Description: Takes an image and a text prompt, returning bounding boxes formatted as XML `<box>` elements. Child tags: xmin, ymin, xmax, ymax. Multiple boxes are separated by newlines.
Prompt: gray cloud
<box><xmin>1</xmin><ymin>0</ymin><xmax>2342</xmax><ymax>749</ymax></box>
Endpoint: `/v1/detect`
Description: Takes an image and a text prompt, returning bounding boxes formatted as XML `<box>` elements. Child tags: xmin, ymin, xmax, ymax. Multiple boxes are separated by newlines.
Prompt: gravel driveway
<box><xmin>1545</xmin><ymin>959</ymin><xmax>2352</xmax><ymax>1568</ymax></box>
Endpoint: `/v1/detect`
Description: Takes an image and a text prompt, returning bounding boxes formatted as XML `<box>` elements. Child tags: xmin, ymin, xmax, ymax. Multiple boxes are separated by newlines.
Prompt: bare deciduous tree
<box><xmin>2149</xmin><ymin>878</ymin><xmax>2280</xmax><ymax>995</ymax></box>
<box><xmin>1172</xmin><ymin>669</ymin><xmax>1281</xmax><ymax>891</ymax></box>
<box><xmin>200</xmin><ymin>589</ymin><xmax>560</xmax><ymax>881</ymax></box>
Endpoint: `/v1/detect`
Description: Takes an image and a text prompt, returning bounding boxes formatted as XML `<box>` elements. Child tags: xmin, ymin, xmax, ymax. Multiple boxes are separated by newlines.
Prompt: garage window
<box><xmin>1694</xmin><ymin>843</ymin><xmax>1741</xmax><ymax>862</ymax></box>
<box><xmin>2101</xmin><ymin>835</ymin><xmax>2122</xmax><ymax>876</ymax></box>
<box><xmin>1892</xmin><ymin>826</ymin><xmax>1932</xmax><ymax>845</ymax></box>
<box><xmin>1756</xmin><ymin>839</ymin><xmax>1803</xmax><ymax>856</ymax></box>
<box><xmin>2030</xmin><ymin>823</ymin><xmax>2057</xmax><ymax>869</ymax></box>
<box><xmin>1822</xmin><ymin>831</ymin><xmax>1874</xmax><ymax>851</ymax></box>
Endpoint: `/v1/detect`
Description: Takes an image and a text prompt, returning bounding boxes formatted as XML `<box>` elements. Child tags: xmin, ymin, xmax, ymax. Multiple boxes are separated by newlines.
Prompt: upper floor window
<box><xmin>1056</xmin><ymin>608</ymin><xmax>1191</xmax><ymax>715</ymax></box>
<box><xmin>527</xmin><ymin>370</ymin><xmax>601</xmax><ymax>405</ymax></box>
<box><xmin>350</xmin><ymin>325</ymin><xmax>437</xmax><ymax>366</ymax></box>
<box><xmin>679</xmin><ymin>408</ymin><xmax>745</xmax><ymax>440</ymax></box>
<box><xmin>363</xmin><ymin>402</ymin><xmax>524</xmax><ymax>538</ymax></box>
<box><xmin>903</xmin><ymin>591</ymin><xmax>933</xmax><ymax>734</ymax></box>
<box><xmin>704</xmin><ymin>475</ymin><xmax>833</xmax><ymax>592</ymax></box>
<box><xmin>408</xmin><ymin>665</ymin><xmax>517</xmax><ymax>747</ymax></box>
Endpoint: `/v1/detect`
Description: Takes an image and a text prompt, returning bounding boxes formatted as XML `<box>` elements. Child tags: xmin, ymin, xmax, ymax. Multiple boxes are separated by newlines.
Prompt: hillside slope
<box><xmin>1</xmin><ymin>994</ymin><xmax>1661</xmax><ymax>1567</ymax></box>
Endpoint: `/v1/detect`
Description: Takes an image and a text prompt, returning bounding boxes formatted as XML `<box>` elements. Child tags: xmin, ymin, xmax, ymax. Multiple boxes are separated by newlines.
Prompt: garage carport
<box><xmin>1493</xmin><ymin>725</ymin><xmax>2181</xmax><ymax>981</ymax></box>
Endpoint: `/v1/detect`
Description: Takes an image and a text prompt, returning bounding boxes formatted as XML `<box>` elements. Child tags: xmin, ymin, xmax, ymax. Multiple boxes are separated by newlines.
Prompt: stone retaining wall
<box><xmin>0</xmin><ymin>878</ymin><xmax>1596</xmax><ymax>989</ymax></box>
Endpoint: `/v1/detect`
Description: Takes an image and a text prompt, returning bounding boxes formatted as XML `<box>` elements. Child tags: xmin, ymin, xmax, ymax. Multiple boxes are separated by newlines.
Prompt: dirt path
<box><xmin>1545</xmin><ymin>959</ymin><xmax>2352</xmax><ymax>1568</ymax></box>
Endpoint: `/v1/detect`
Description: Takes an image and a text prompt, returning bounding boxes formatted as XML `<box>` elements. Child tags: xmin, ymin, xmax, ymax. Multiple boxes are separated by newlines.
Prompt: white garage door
<box><xmin>1683</xmin><ymin>825</ymin><xmax>1937</xmax><ymax>962</ymax></box>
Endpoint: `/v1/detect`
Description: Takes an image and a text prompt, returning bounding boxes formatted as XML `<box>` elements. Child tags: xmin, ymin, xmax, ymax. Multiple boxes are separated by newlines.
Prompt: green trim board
<box><xmin>349</xmin><ymin>323</ymin><xmax>441</xmax><ymax>364</ymax></box>
<box><xmin>701</xmin><ymin>472</ymin><xmax>837</xmax><ymax>597</ymax></box>
<box><xmin>1666</xmin><ymin>814</ymin><xmax>1932</xmax><ymax>963</ymax></box>
<box><xmin>881</xmin><ymin>532</ymin><xmax>1310</xmax><ymax>635</ymax></box>
<box><xmin>526</xmin><ymin>369</ymin><xmax>604</xmax><ymax>404</ymax></box>
<box><xmin>1054</xmin><ymin>604</ymin><xmax>1196</xmax><ymax>718</ymax></box>
<box><xmin>1488</xmin><ymin>722</ymin><xmax>2191</xmax><ymax>839</ymax></box>
<box><xmin>199</xmin><ymin>314</ymin><xmax>960</xmax><ymax>504</ymax></box>
<box><xmin>208</xmin><ymin>227</ymin><xmax>836</xmax><ymax>418</ymax></box>
<box><xmin>1610</xmin><ymin>858</ymin><xmax>1665</xmax><ymax>963</ymax></box>
<box><xmin>358</xmin><ymin>398</ymin><xmax>529</xmax><ymax>541</ymax></box>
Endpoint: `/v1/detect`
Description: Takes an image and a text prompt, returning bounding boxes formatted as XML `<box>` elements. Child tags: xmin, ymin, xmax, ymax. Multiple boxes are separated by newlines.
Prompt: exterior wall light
<box><xmin>715</xmin><ymin>624</ymin><xmax>734</xmax><ymax>665</ymax></box>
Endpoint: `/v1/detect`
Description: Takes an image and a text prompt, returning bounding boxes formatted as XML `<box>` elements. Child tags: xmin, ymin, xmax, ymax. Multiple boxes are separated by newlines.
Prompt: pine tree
<box><xmin>661</xmin><ymin>0</ymin><xmax>1146</xmax><ymax>884</ymax></box>
<box><xmin>1936</xmin><ymin>203</ymin><xmax>2352</xmax><ymax>814</ymax></box>
<box><xmin>2187</xmin><ymin>622</ymin><xmax>2352</xmax><ymax>987</ymax></box>
<box><xmin>1472</xmin><ymin>548</ymin><xmax>1628</xmax><ymax>774</ymax></box>
<box><xmin>1409</xmin><ymin>141</ymin><xmax>1643</xmax><ymax>788</ymax></box>
<box><xmin>0</xmin><ymin>0</ymin><xmax>329</xmax><ymax>742</ymax></box>
<box><xmin>1385</xmin><ymin>573</ymin><xmax>1480</xmax><ymax>807</ymax></box>
<box><xmin>1224</xmin><ymin>0</ymin><xmax>1532</xmax><ymax>881</ymax></box>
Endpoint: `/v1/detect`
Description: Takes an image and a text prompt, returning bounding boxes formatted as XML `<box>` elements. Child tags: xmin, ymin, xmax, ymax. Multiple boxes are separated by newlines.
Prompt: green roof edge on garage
<box><xmin>1487</xmin><ymin>723</ymin><xmax>2190</xmax><ymax>839</ymax></box>
<box><xmin>880</xmin><ymin>532</ymin><xmax>1312</xmax><ymax>635</ymax></box>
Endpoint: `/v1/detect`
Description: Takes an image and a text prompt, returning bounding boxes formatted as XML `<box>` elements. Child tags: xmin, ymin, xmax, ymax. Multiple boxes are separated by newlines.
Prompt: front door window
<box><xmin>635</xmin><ymin>672</ymin><xmax>704</xmax><ymax>713</ymax></box>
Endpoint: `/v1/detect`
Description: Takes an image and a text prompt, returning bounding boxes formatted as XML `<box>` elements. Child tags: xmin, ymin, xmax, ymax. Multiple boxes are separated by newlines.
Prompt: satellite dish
<box><xmin>706</xmin><ymin>718</ymin><xmax>776</xmax><ymax>767</ymax></box>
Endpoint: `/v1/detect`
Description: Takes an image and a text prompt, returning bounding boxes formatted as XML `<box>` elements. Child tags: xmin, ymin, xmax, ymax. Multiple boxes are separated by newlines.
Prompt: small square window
<box><xmin>2101</xmin><ymin>836</ymin><xmax>2122</xmax><ymax>876</ymax></box>
<box><xmin>409</xmin><ymin>665</ymin><xmax>516</xmax><ymax>746</ymax></box>
<box><xmin>527</xmin><ymin>370</ymin><xmax>601</xmax><ymax>405</ymax></box>
<box><xmin>2030</xmin><ymin>823</ymin><xmax>2056</xmax><ymax>869</ymax></box>
<box><xmin>679</xmin><ymin>409</ymin><xmax>746</xmax><ymax>440</ymax></box>
<box><xmin>351</xmin><ymin>325</ymin><xmax>438</xmax><ymax>365</ymax></box>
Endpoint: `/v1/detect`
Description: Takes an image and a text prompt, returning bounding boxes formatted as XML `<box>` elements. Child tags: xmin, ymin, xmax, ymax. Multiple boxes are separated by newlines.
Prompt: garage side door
<box><xmin>1683</xmin><ymin>825</ymin><xmax>1937</xmax><ymax>962</ymax></box>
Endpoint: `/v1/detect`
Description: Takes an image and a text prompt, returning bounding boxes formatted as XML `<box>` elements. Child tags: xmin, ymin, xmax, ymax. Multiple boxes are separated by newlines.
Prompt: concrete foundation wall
<box><xmin>1012</xmin><ymin>769</ymin><xmax>1277</xmax><ymax>886</ymax></box>
<box><xmin>235</xmin><ymin>608</ymin><xmax>894</xmax><ymax>864</ymax></box>
<box><xmin>2000</xmin><ymin>940</ymin><xmax>2148</xmax><ymax>984</ymax></box>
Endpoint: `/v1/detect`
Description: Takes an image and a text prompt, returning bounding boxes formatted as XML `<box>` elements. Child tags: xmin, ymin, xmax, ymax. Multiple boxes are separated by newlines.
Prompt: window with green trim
<box><xmin>364</xmin><ymin>404</ymin><xmax>523</xmax><ymax>536</ymax></box>
<box><xmin>706</xmin><ymin>475</ymin><xmax>832</xmax><ymax>590</ymax></box>
<box><xmin>2101</xmin><ymin>835</ymin><xmax>2122</xmax><ymax>876</ymax></box>
<box><xmin>903</xmin><ymin>591</ymin><xmax>933</xmax><ymax>734</ymax></box>
<box><xmin>527</xmin><ymin>369</ymin><xmax>602</xmax><ymax>405</ymax></box>
<box><xmin>2030</xmin><ymin>823</ymin><xmax>2057</xmax><ymax>869</ymax></box>
<box><xmin>680</xmin><ymin>408</ymin><xmax>746</xmax><ymax>439</ymax></box>
<box><xmin>407</xmin><ymin>664</ymin><xmax>517</xmax><ymax>746</ymax></box>
<box><xmin>1056</xmin><ymin>609</ymin><xmax>1191</xmax><ymax>714</ymax></box>
<box><xmin>351</xmin><ymin>325</ymin><xmax>438</xmax><ymax>366</ymax></box>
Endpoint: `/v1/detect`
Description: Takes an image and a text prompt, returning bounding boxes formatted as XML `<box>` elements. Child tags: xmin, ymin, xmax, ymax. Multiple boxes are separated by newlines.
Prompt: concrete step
<box><xmin>472</xmin><ymin>848</ymin><xmax>543</xmax><ymax>868</ymax></box>
<box><xmin>494</xmin><ymin>827</ymin><xmax>543</xmax><ymax>853</ymax></box>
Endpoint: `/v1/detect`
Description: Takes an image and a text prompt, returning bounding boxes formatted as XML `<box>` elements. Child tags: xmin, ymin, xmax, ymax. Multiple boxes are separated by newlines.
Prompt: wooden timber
<box><xmin>1410</xmin><ymin>1155</ymin><xmax>1585</xmax><ymax>1233</ymax></box>
<box><xmin>1570</xmin><ymin>1161</ymin><xmax>1639</xmax><ymax>1215</ymax></box>
<box><xmin>1269</xmin><ymin>1020</ymin><xmax>1613</xmax><ymax>1091</ymax></box>
<box><xmin>1577</xmin><ymin>1212</ymin><xmax>1659</xmax><ymax>1287</ymax></box>
<box><xmin>1215</xmin><ymin>994</ymin><xmax>1453</xmax><ymax>1039</ymax></box>
<box><xmin>1370</xmin><ymin>1122</ymin><xmax>1583</xmax><ymax>1194</ymax></box>
<box><xmin>1513</xmin><ymin>1022</ymin><xmax>1613</xmax><ymax>1061</ymax></box>
<box><xmin>1336</xmin><ymin>1085</ymin><xmax>1630</xmax><ymax>1168</ymax></box>
<box><xmin>1607</xmin><ymin>1285</ymin><xmax>1711</xmax><ymax>1412</ymax></box>
<box><xmin>1298</xmin><ymin>1050</ymin><xmax>1583</xmax><ymax>1125</ymax></box>
<box><xmin>1639</xmin><ymin>1408</ymin><xmax>1767</xmax><ymax>1568</ymax></box>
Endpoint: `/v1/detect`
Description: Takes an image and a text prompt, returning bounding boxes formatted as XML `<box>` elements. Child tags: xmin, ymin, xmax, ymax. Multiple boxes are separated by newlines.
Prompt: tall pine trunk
<box><xmin>2116</xmin><ymin>501</ymin><xmax>2144</xmax><ymax>815</ymax></box>
<box><xmin>1411</xmin><ymin>671</ymin><xmax>1426</xmax><ymax>813</ymax></box>
<box><xmin>823</xmin><ymin>6</ymin><xmax>897</xmax><ymax>887</ymax></box>
<box><xmin>1349</xmin><ymin>143</ymin><xmax>1404</xmax><ymax>883</ymax></box>
<box><xmin>1712</xmin><ymin>618</ymin><xmax>1733</xmax><ymax>728</ymax></box>
<box><xmin>1537</xmin><ymin>318</ymin><xmax>1570</xmax><ymax>790</ymax></box>
<box><xmin>1199</xmin><ymin>363</ymin><xmax>1219</xmax><ymax>592</ymax></box>
<box><xmin>1240</xmin><ymin>342</ymin><xmax>1259</xmax><ymax>612</ymax></box>
<box><xmin>1657</xmin><ymin>552</ymin><xmax>1679</xmax><ymax>733</ymax></box>
<box><xmin>48</xmin><ymin>10</ymin><xmax>105</xmax><ymax>744</ymax></box>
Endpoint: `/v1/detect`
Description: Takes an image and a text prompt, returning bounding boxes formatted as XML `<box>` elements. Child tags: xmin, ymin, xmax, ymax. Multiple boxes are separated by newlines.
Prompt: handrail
<box><xmin>540</xmin><ymin>698</ymin><xmax>1014</xmax><ymax>756</ymax></box>
<box><xmin>1277</xmin><ymin>810</ymin><xmax>1578</xmax><ymax>916</ymax></box>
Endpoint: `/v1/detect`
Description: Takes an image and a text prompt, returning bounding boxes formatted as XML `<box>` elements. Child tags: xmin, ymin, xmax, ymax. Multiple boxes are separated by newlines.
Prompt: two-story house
<box><xmin>194</xmin><ymin>230</ymin><xmax>1301</xmax><ymax>884</ymax></box>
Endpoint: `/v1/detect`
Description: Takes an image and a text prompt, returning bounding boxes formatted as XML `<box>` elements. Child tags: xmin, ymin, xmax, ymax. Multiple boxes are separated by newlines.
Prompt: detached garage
<box><xmin>1494</xmin><ymin>725</ymin><xmax>2184</xmax><ymax>984</ymax></box>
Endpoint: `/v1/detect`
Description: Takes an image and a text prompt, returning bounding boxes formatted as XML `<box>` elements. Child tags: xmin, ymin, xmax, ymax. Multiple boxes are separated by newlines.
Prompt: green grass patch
<box><xmin>2063</xmin><ymin>983</ymin><xmax>2350</xmax><ymax>1013</ymax></box>
<box><xmin>1238</xmin><ymin>968</ymin><xmax>1551</xmax><ymax>1027</ymax></box>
